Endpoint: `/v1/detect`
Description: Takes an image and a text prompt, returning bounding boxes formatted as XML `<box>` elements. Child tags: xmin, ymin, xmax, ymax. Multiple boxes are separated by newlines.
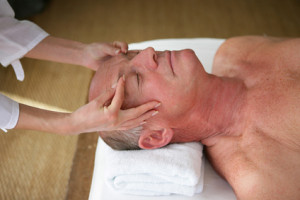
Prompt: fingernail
<box><xmin>115</xmin><ymin>49</ymin><xmax>120</xmax><ymax>54</ymax></box>
<box><xmin>140</xmin><ymin>121</ymin><xmax>147</xmax><ymax>125</ymax></box>
<box><xmin>111</xmin><ymin>82</ymin><xmax>117</xmax><ymax>88</ymax></box>
<box><xmin>155</xmin><ymin>103</ymin><xmax>161</xmax><ymax>108</ymax></box>
<box><xmin>152</xmin><ymin>111</ymin><xmax>159</xmax><ymax>116</ymax></box>
<box><xmin>122</xmin><ymin>74</ymin><xmax>126</xmax><ymax>81</ymax></box>
<box><xmin>136</xmin><ymin>126</ymin><xmax>143</xmax><ymax>131</ymax></box>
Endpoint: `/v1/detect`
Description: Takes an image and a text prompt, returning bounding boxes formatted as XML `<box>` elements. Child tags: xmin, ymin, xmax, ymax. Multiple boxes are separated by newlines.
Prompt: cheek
<box><xmin>144</xmin><ymin>81</ymin><xmax>194</xmax><ymax>118</ymax></box>
<box><xmin>142</xmin><ymin>79</ymin><xmax>170</xmax><ymax>101</ymax></box>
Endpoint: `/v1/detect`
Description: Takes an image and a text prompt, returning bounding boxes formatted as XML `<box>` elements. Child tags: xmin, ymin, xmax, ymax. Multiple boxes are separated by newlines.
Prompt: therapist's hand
<box><xmin>15</xmin><ymin>76</ymin><xmax>159</xmax><ymax>135</ymax></box>
<box><xmin>83</xmin><ymin>41</ymin><xmax>128</xmax><ymax>70</ymax></box>
<box><xmin>68</xmin><ymin>75</ymin><xmax>160</xmax><ymax>134</ymax></box>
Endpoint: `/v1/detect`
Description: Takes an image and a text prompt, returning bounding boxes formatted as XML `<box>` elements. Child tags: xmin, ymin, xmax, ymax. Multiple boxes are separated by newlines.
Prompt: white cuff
<box><xmin>0</xmin><ymin>93</ymin><xmax>20</xmax><ymax>131</ymax></box>
<box><xmin>11</xmin><ymin>60</ymin><xmax>24</xmax><ymax>81</ymax></box>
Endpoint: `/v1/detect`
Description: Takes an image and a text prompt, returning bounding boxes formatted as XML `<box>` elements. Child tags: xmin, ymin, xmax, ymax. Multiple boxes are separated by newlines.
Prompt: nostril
<box><xmin>153</xmin><ymin>54</ymin><xmax>157</xmax><ymax>62</ymax></box>
<box><xmin>132</xmin><ymin>47</ymin><xmax>158</xmax><ymax>70</ymax></box>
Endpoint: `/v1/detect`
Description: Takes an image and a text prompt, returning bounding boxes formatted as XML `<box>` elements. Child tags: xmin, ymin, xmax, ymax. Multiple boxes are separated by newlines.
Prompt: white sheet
<box><xmin>89</xmin><ymin>38</ymin><xmax>237</xmax><ymax>200</ymax></box>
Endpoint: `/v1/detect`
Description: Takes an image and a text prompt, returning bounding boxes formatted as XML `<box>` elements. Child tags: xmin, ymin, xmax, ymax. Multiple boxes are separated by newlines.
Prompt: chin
<box><xmin>183</xmin><ymin>50</ymin><xmax>204</xmax><ymax>71</ymax></box>
<box><xmin>181</xmin><ymin>49</ymin><xmax>196</xmax><ymax>55</ymax></box>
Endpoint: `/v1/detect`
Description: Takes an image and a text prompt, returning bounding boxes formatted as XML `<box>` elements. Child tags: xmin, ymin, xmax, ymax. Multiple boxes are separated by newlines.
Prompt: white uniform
<box><xmin>0</xmin><ymin>0</ymin><xmax>49</xmax><ymax>131</ymax></box>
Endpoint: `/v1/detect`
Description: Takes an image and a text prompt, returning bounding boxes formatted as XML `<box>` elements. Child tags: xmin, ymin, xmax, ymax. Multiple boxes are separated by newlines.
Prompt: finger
<box><xmin>128</xmin><ymin>50</ymin><xmax>141</xmax><ymax>54</ymax></box>
<box><xmin>100</xmin><ymin>43</ymin><xmax>122</xmax><ymax>56</ymax></box>
<box><xmin>109</xmin><ymin>75</ymin><xmax>125</xmax><ymax>111</ymax></box>
<box><xmin>118</xmin><ymin>109</ymin><xmax>158</xmax><ymax>130</ymax></box>
<box><xmin>117</xmin><ymin>125</ymin><xmax>144</xmax><ymax>132</ymax></box>
<box><xmin>113</xmin><ymin>41</ymin><xmax>128</xmax><ymax>53</ymax></box>
<box><xmin>121</xmin><ymin>101</ymin><xmax>160</xmax><ymax>119</ymax></box>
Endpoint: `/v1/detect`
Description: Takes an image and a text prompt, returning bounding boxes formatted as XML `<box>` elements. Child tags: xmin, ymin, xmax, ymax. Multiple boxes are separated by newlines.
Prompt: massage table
<box><xmin>89</xmin><ymin>38</ymin><xmax>237</xmax><ymax>200</ymax></box>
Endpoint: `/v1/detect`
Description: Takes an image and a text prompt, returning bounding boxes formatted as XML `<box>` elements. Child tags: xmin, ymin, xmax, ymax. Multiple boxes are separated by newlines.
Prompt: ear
<box><xmin>138</xmin><ymin>128</ymin><xmax>174</xmax><ymax>149</ymax></box>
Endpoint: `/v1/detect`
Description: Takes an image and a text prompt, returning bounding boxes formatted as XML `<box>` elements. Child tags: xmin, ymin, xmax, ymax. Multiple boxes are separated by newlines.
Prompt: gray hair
<box><xmin>100</xmin><ymin>126</ymin><xmax>143</xmax><ymax>150</ymax></box>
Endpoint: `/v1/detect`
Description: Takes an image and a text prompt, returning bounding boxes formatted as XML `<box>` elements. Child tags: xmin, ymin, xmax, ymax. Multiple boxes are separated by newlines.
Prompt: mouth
<box><xmin>166</xmin><ymin>51</ymin><xmax>175</xmax><ymax>76</ymax></box>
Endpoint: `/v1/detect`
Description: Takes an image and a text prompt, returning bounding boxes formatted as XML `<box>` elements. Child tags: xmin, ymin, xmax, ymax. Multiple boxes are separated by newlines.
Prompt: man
<box><xmin>89</xmin><ymin>36</ymin><xmax>300</xmax><ymax>199</ymax></box>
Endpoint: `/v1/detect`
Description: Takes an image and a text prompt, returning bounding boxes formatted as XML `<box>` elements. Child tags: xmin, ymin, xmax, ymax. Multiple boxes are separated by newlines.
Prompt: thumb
<box><xmin>102</xmin><ymin>44</ymin><xmax>121</xmax><ymax>56</ymax></box>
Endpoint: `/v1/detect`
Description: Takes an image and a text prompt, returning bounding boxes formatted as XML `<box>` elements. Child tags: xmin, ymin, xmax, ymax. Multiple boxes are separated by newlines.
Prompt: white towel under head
<box><xmin>101</xmin><ymin>138</ymin><xmax>204</xmax><ymax>196</ymax></box>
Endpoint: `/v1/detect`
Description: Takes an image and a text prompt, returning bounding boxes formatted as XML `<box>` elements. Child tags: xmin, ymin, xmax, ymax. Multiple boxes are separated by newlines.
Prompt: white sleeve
<box><xmin>0</xmin><ymin>0</ymin><xmax>49</xmax><ymax>80</ymax></box>
<box><xmin>0</xmin><ymin>93</ymin><xmax>19</xmax><ymax>132</ymax></box>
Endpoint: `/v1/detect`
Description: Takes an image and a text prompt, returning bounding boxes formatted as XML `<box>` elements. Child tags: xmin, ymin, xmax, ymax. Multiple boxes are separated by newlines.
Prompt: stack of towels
<box><xmin>101</xmin><ymin>138</ymin><xmax>204</xmax><ymax>196</ymax></box>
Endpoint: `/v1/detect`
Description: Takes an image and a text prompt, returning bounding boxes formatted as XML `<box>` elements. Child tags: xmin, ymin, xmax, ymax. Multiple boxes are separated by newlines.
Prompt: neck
<box><xmin>173</xmin><ymin>75</ymin><xmax>247</xmax><ymax>145</ymax></box>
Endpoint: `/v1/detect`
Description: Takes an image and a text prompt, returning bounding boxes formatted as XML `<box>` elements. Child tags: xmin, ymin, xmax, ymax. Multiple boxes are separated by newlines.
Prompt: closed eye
<box><xmin>136</xmin><ymin>73</ymin><xmax>140</xmax><ymax>86</ymax></box>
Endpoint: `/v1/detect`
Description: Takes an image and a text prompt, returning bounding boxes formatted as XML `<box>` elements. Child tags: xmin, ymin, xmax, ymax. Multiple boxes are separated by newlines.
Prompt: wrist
<box><xmin>56</xmin><ymin>113</ymin><xmax>75</xmax><ymax>135</ymax></box>
<box><xmin>81</xmin><ymin>43</ymin><xmax>103</xmax><ymax>70</ymax></box>
<box><xmin>80</xmin><ymin>44</ymin><xmax>95</xmax><ymax>69</ymax></box>
<box><xmin>62</xmin><ymin>113</ymin><xmax>81</xmax><ymax>135</ymax></box>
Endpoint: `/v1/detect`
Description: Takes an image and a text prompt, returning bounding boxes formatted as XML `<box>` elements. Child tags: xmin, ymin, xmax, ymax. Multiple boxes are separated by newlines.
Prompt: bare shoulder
<box><xmin>212</xmin><ymin>36</ymin><xmax>268</xmax><ymax>76</ymax></box>
<box><xmin>212</xmin><ymin>36</ymin><xmax>300</xmax><ymax>79</ymax></box>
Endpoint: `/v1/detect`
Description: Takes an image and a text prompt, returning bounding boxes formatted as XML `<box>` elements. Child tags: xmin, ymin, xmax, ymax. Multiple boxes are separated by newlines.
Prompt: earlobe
<box><xmin>138</xmin><ymin>128</ymin><xmax>174</xmax><ymax>149</ymax></box>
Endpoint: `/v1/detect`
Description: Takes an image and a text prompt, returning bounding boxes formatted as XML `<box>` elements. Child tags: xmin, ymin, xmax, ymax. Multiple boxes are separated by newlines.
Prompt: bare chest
<box><xmin>245</xmin><ymin>76</ymin><xmax>300</xmax><ymax>149</ymax></box>
<box><xmin>206</xmin><ymin>132</ymin><xmax>300</xmax><ymax>199</ymax></box>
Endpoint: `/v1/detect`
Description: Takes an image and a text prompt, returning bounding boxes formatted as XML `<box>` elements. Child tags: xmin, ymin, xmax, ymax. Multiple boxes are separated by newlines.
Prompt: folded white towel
<box><xmin>100</xmin><ymin>138</ymin><xmax>204</xmax><ymax>196</ymax></box>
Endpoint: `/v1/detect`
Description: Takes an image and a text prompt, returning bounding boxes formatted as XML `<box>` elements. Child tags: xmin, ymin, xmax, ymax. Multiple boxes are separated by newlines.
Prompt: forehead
<box><xmin>90</xmin><ymin>51</ymin><xmax>139</xmax><ymax>99</ymax></box>
<box><xmin>103</xmin><ymin>52</ymin><xmax>137</xmax><ymax>86</ymax></box>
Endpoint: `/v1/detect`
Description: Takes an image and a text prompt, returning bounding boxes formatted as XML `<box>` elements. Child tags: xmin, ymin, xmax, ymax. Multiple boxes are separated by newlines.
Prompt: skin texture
<box><xmin>89</xmin><ymin>36</ymin><xmax>300</xmax><ymax>199</ymax></box>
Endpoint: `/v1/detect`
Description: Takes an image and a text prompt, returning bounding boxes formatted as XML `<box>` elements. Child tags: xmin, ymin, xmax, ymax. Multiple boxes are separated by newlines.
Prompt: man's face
<box><xmin>89</xmin><ymin>47</ymin><xmax>206</xmax><ymax>127</ymax></box>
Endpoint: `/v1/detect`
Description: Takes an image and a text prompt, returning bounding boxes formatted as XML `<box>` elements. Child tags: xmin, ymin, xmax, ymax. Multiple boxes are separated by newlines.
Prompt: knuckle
<box><xmin>92</xmin><ymin>43</ymin><xmax>104</xmax><ymax>49</ymax></box>
<box><xmin>106</xmin><ymin>111</ymin><xmax>119</xmax><ymax>123</ymax></box>
<box><xmin>95</xmin><ymin>97</ymin><xmax>104</xmax><ymax>105</ymax></box>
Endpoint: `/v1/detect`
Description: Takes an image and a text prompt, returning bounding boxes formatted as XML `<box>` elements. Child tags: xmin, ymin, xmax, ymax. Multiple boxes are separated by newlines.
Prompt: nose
<box><xmin>131</xmin><ymin>47</ymin><xmax>158</xmax><ymax>70</ymax></box>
